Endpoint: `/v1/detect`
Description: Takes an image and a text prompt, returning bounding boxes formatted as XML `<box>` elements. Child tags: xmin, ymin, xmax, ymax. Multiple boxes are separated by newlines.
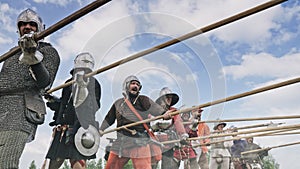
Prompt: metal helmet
<box><xmin>213</xmin><ymin>122</ymin><xmax>227</xmax><ymax>130</ymax></box>
<box><xmin>74</xmin><ymin>125</ymin><xmax>100</xmax><ymax>156</ymax></box>
<box><xmin>122</xmin><ymin>75</ymin><xmax>142</xmax><ymax>93</ymax></box>
<box><xmin>179</xmin><ymin>105</ymin><xmax>191</xmax><ymax>120</ymax></box>
<box><xmin>155</xmin><ymin>87</ymin><xmax>179</xmax><ymax>106</ymax></box>
<box><xmin>181</xmin><ymin>111</ymin><xmax>191</xmax><ymax>119</ymax></box>
<box><xmin>17</xmin><ymin>8</ymin><xmax>44</xmax><ymax>36</ymax></box>
<box><xmin>74</xmin><ymin>52</ymin><xmax>95</xmax><ymax>71</ymax></box>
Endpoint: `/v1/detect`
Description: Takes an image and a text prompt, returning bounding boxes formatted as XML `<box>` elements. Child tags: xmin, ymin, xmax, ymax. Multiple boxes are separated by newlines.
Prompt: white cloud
<box><xmin>148</xmin><ymin>0</ymin><xmax>284</xmax><ymax>44</ymax></box>
<box><xmin>0</xmin><ymin>3</ymin><xmax>19</xmax><ymax>34</ymax></box>
<box><xmin>224</xmin><ymin>52</ymin><xmax>300</xmax><ymax>79</ymax></box>
<box><xmin>240</xmin><ymin>79</ymin><xmax>300</xmax><ymax>115</ymax></box>
<box><xmin>33</xmin><ymin>0</ymin><xmax>74</xmax><ymax>6</ymax></box>
<box><xmin>0</xmin><ymin>33</ymin><xmax>13</xmax><ymax>45</ymax></box>
<box><xmin>54</xmin><ymin>0</ymin><xmax>132</xmax><ymax>61</ymax></box>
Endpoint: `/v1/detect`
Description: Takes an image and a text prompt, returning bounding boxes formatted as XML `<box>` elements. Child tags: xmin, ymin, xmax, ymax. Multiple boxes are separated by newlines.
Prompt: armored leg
<box><xmin>0</xmin><ymin>131</ymin><xmax>28</xmax><ymax>169</ymax></box>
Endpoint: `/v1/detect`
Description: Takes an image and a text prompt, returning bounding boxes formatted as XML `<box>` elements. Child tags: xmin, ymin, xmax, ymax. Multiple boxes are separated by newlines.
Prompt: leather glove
<box><xmin>44</xmin><ymin>94</ymin><xmax>61</xmax><ymax>111</ymax></box>
<box><xmin>49</xmin><ymin>121</ymin><xmax>57</xmax><ymax>127</ymax></box>
<box><xmin>18</xmin><ymin>31</ymin><xmax>43</xmax><ymax>65</ymax></box>
<box><xmin>180</xmin><ymin>133</ymin><xmax>189</xmax><ymax>145</ymax></box>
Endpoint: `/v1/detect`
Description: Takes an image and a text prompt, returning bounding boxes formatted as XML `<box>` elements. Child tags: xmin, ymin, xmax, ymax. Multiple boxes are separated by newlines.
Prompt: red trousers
<box><xmin>105</xmin><ymin>145</ymin><xmax>152</xmax><ymax>169</ymax></box>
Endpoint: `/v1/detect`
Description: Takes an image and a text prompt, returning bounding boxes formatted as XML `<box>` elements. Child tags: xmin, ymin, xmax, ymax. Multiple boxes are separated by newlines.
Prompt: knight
<box><xmin>44</xmin><ymin>52</ymin><xmax>101</xmax><ymax>169</ymax></box>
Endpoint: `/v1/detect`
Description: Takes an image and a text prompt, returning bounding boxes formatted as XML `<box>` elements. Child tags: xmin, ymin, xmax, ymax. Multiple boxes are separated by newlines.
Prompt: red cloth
<box><xmin>173</xmin><ymin>123</ymin><xmax>198</xmax><ymax>160</ymax></box>
<box><xmin>197</xmin><ymin>123</ymin><xmax>210</xmax><ymax>153</ymax></box>
<box><xmin>105</xmin><ymin>146</ymin><xmax>152</xmax><ymax>169</ymax></box>
<box><xmin>172</xmin><ymin>109</ymin><xmax>186</xmax><ymax>136</ymax></box>
<box><xmin>173</xmin><ymin>146</ymin><xmax>197</xmax><ymax>160</ymax></box>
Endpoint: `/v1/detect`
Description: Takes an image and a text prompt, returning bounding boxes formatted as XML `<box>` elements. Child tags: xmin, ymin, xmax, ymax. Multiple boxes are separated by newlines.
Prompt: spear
<box><xmin>210</xmin><ymin>122</ymin><xmax>285</xmax><ymax>134</ymax></box>
<box><xmin>265</xmin><ymin>131</ymin><xmax>300</xmax><ymax>136</ymax></box>
<box><xmin>242</xmin><ymin>131</ymin><xmax>300</xmax><ymax>138</ymax></box>
<box><xmin>0</xmin><ymin>0</ymin><xmax>111</xmax><ymax>62</ymax></box>
<box><xmin>234</xmin><ymin>122</ymin><xmax>285</xmax><ymax>130</ymax></box>
<box><xmin>46</xmin><ymin>0</ymin><xmax>287</xmax><ymax>94</ymax></box>
<box><xmin>162</xmin><ymin>123</ymin><xmax>300</xmax><ymax>145</ymax></box>
<box><xmin>100</xmin><ymin>79</ymin><xmax>300</xmax><ymax>135</ymax></box>
<box><xmin>182</xmin><ymin>121</ymin><xmax>285</xmax><ymax>134</ymax></box>
<box><xmin>194</xmin><ymin>115</ymin><xmax>300</xmax><ymax>124</ymax></box>
<box><xmin>193</xmin><ymin>128</ymin><xmax>298</xmax><ymax>147</ymax></box>
<box><xmin>241</xmin><ymin>141</ymin><xmax>300</xmax><ymax>155</ymax></box>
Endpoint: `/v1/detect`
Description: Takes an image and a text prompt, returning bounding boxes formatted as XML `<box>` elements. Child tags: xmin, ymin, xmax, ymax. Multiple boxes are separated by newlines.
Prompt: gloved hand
<box><xmin>99</xmin><ymin>130</ymin><xmax>104</xmax><ymax>137</ymax></box>
<box><xmin>49</xmin><ymin>121</ymin><xmax>57</xmax><ymax>127</ymax></box>
<box><xmin>74</xmin><ymin>70</ymin><xmax>89</xmax><ymax>87</ymax></box>
<box><xmin>44</xmin><ymin>94</ymin><xmax>61</xmax><ymax>111</ymax></box>
<box><xmin>180</xmin><ymin>133</ymin><xmax>189</xmax><ymax>145</ymax></box>
<box><xmin>162</xmin><ymin>109</ymin><xmax>176</xmax><ymax>120</ymax></box>
<box><xmin>18</xmin><ymin>31</ymin><xmax>43</xmax><ymax>65</ymax></box>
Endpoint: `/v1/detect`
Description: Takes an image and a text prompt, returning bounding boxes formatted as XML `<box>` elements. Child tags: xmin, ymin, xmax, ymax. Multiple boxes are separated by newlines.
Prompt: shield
<box><xmin>75</xmin><ymin>125</ymin><xmax>100</xmax><ymax>156</ymax></box>
<box><xmin>215</xmin><ymin>154</ymin><xmax>224</xmax><ymax>164</ymax></box>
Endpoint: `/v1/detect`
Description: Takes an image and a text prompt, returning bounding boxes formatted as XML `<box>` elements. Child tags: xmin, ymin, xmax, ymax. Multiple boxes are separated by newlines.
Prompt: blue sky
<box><xmin>1</xmin><ymin>0</ymin><xmax>300</xmax><ymax>168</ymax></box>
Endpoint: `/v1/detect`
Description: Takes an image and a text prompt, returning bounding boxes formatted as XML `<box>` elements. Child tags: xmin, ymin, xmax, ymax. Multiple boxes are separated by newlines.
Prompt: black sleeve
<box><xmin>30</xmin><ymin>63</ymin><xmax>50</xmax><ymax>88</ymax></box>
<box><xmin>95</xmin><ymin>79</ymin><xmax>101</xmax><ymax>108</ymax></box>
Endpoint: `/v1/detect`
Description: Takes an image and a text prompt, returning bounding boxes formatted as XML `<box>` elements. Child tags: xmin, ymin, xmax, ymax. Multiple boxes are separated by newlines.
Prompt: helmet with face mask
<box><xmin>74</xmin><ymin>52</ymin><xmax>95</xmax><ymax>71</ymax></box>
<box><xmin>17</xmin><ymin>8</ymin><xmax>44</xmax><ymax>36</ymax></box>
<box><xmin>122</xmin><ymin>75</ymin><xmax>142</xmax><ymax>96</ymax></box>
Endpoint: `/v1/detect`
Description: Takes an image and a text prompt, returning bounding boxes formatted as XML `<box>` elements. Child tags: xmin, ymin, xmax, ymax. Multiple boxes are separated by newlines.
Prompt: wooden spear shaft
<box><xmin>244</xmin><ymin>130</ymin><xmax>300</xmax><ymax>138</ymax></box>
<box><xmin>182</xmin><ymin>121</ymin><xmax>284</xmax><ymax>130</ymax></box>
<box><xmin>212</xmin><ymin>122</ymin><xmax>285</xmax><ymax>133</ymax></box>
<box><xmin>101</xmin><ymin>78</ymin><xmax>300</xmax><ymax>135</ymax></box>
<box><xmin>266</xmin><ymin>131</ymin><xmax>300</xmax><ymax>136</ymax></box>
<box><xmin>162</xmin><ymin>124</ymin><xmax>300</xmax><ymax>145</ymax></box>
<box><xmin>193</xmin><ymin>128</ymin><xmax>297</xmax><ymax>147</ymax></box>
<box><xmin>190</xmin><ymin>124</ymin><xmax>300</xmax><ymax>141</ymax></box>
<box><xmin>241</xmin><ymin>141</ymin><xmax>300</xmax><ymax>155</ymax></box>
<box><xmin>0</xmin><ymin>0</ymin><xmax>111</xmax><ymax>62</ymax></box>
<box><xmin>46</xmin><ymin>0</ymin><xmax>287</xmax><ymax>94</ymax></box>
<box><xmin>196</xmin><ymin>115</ymin><xmax>300</xmax><ymax>124</ymax></box>
<box><xmin>234</xmin><ymin>122</ymin><xmax>284</xmax><ymax>130</ymax></box>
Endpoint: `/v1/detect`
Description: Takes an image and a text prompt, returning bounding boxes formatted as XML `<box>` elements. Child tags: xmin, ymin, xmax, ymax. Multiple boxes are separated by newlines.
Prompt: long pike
<box><xmin>0</xmin><ymin>0</ymin><xmax>111</xmax><ymax>62</ymax></box>
<box><xmin>46</xmin><ymin>0</ymin><xmax>288</xmax><ymax>94</ymax></box>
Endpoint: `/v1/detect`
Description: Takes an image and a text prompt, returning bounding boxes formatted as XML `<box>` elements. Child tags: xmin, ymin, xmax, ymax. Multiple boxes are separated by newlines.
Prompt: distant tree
<box><xmin>86</xmin><ymin>158</ymin><xmax>104</xmax><ymax>169</ymax></box>
<box><xmin>86</xmin><ymin>158</ymin><xmax>103</xmax><ymax>169</ymax></box>
<box><xmin>96</xmin><ymin>158</ymin><xmax>104</xmax><ymax>169</ymax></box>
<box><xmin>262</xmin><ymin>155</ymin><xmax>280</xmax><ymax>169</ymax></box>
<box><xmin>61</xmin><ymin>161</ymin><xmax>71</xmax><ymax>169</ymax></box>
<box><xmin>123</xmin><ymin>160</ymin><xmax>133</xmax><ymax>169</ymax></box>
<box><xmin>29</xmin><ymin>160</ymin><xmax>36</xmax><ymax>169</ymax></box>
<box><xmin>87</xmin><ymin>159</ymin><xmax>97</xmax><ymax>169</ymax></box>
